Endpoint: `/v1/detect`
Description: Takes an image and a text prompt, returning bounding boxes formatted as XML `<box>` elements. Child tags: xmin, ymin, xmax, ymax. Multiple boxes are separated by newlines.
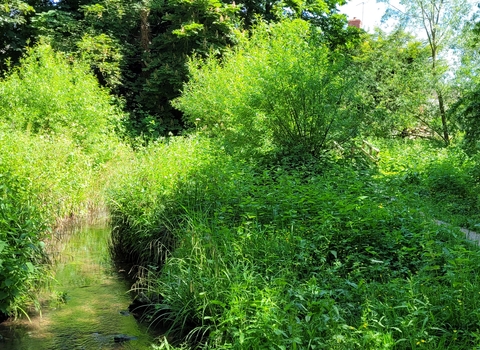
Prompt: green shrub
<box><xmin>0</xmin><ymin>44</ymin><xmax>122</xmax><ymax>151</ymax></box>
<box><xmin>174</xmin><ymin>19</ymin><xmax>365</xmax><ymax>159</ymax></box>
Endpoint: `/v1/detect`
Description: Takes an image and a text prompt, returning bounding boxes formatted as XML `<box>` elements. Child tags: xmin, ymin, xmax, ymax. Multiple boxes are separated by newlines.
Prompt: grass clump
<box><xmin>107</xmin><ymin>135</ymin><xmax>243</xmax><ymax>269</ymax></box>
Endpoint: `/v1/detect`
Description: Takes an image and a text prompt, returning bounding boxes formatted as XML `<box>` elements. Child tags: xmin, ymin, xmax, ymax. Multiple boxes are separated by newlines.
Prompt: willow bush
<box><xmin>174</xmin><ymin>19</ymin><xmax>365</xmax><ymax>159</ymax></box>
<box><xmin>0</xmin><ymin>44</ymin><xmax>122</xmax><ymax>152</ymax></box>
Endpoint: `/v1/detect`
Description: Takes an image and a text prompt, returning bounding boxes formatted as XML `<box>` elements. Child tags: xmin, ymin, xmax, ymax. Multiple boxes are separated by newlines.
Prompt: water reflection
<box><xmin>0</xmin><ymin>220</ymin><xmax>154</xmax><ymax>349</ymax></box>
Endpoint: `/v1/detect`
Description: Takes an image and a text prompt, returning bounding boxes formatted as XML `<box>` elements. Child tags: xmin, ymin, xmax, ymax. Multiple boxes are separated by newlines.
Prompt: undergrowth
<box><xmin>107</xmin><ymin>136</ymin><xmax>480</xmax><ymax>349</ymax></box>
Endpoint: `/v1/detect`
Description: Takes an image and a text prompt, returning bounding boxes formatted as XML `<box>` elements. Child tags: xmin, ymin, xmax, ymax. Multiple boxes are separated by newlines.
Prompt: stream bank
<box><xmin>0</xmin><ymin>219</ymin><xmax>156</xmax><ymax>349</ymax></box>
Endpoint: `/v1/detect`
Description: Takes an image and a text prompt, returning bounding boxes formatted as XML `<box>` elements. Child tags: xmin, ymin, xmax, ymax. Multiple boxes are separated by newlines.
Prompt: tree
<box><xmin>448</xmin><ymin>12</ymin><xmax>480</xmax><ymax>152</ymax></box>
<box><xmin>0</xmin><ymin>0</ymin><xmax>37</xmax><ymax>71</ymax></box>
<box><xmin>382</xmin><ymin>0</ymin><xmax>472</xmax><ymax>144</ymax></box>
<box><xmin>26</xmin><ymin>0</ymin><xmax>239</xmax><ymax>137</ymax></box>
<box><xmin>4</xmin><ymin>0</ymin><xmax>358</xmax><ymax>138</ymax></box>
<box><xmin>353</xmin><ymin>29</ymin><xmax>431</xmax><ymax>138</ymax></box>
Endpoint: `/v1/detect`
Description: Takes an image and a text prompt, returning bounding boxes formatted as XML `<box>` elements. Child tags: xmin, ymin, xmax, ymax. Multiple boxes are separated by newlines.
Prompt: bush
<box><xmin>174</xmin><ymin>19</ymin><xmax>365</xmax><ymax>159</ymax></box>
<box><xmin>0</xmin><ymin>44</ymin><xmax>122</xmax><ymax>151</ymax></box>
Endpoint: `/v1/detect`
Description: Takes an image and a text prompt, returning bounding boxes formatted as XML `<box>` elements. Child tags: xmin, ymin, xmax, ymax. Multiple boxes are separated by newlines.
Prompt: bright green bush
<box><xmin>174</xmin><ymin>19</ymin><xmax>364</xmax><ymax>159</ymax></box>
<box><xmin>0</xmin><ymin>44</ymin><xmax>122</xmax><ymax>151</ymax></box>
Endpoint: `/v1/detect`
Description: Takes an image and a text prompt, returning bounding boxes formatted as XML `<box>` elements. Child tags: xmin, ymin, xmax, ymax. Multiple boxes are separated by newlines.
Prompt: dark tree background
<box><xmin>1</xmin><ymin>0</ymin><xmax>358</xmax><ymax>137</ymax></box>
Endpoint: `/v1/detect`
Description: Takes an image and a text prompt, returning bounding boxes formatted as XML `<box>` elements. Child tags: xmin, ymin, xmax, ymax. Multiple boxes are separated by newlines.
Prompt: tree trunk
<box><xmin>437</xmin><ymin>89</ymin><xmax>449</xmax><ymax>145</ymax></box>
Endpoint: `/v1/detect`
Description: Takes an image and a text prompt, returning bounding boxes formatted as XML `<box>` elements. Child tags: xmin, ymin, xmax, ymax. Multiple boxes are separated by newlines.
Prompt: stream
<box><xmin>0</xmin><ymin>219</ymin><xmax>155</xmax><ymax>349</ymax></box>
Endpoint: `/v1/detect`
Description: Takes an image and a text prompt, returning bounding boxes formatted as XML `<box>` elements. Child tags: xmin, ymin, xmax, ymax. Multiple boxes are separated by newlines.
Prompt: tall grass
<box><xmin>107</xmin><ymin>135</ymin><xmax>243</xmax><ymax>269</ymax></box>
<box><xmin>0</xmin><ymin>131</ymin><xmax>99</xmax><ymax>315</ymax></box>
<box><xmin>0</xmin><ymin>44</ymin><xmax>126</xmax><ymax>317</ymax></box>
<box><xmin>108</xmin><ymin>137</ymin><xmax>480</xmax><ymax>349</ymax></box>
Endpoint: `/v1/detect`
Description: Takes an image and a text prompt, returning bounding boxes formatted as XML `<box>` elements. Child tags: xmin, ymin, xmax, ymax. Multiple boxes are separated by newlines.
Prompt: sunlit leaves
<box><xmin>176</xmin><ymin>19</ymin><xmax>364</xmax><ymax>159</ymax></box>
<box><xmin>0</xmin><ymin>44</ymin><xmax>121</xmax><ymax>149</ymax></box>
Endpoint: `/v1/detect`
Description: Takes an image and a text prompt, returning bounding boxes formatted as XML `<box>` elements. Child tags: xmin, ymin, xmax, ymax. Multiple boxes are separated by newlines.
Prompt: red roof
<box><xmin>348</xmin><ymin>17</ymin><xmax>362</xmax><ymax>28</ymax></box>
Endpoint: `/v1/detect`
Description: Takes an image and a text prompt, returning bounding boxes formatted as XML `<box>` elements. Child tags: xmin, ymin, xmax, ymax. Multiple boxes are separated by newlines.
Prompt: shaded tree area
<box><xmin>449</xmin><ymin>14</ymin><xmax>480</xmax><ymax>153</ymax></box>
<box><xmin>353</xmin><ymin>29</ymin><xmax>432</xmax><ymax>138</ymax></box>
<box><xmin>1</xmin><ymin>0</ymin><xmax>359</xmax><ymax>137</ymax></box>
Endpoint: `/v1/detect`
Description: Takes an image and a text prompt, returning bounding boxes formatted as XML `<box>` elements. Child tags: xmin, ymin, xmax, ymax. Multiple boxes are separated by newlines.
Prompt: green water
<box><xmin>0</xmin><ymin>222</ymin><xmax>155</xmax><ymax>349</ymax></box>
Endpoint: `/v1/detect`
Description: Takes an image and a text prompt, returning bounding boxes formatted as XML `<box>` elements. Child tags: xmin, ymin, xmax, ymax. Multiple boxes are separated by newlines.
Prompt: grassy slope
<box><xmin>107</xmin><ymin>136</ymin><xmax>480</xmax><ymax>349</ymax></box>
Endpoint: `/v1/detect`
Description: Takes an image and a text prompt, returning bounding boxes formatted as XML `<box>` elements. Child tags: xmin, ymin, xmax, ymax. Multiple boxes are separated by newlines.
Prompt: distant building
<box><xmin>348</xmin><ymin>17</ymin><xmax>362</xmax><ymax>28</ymax></box>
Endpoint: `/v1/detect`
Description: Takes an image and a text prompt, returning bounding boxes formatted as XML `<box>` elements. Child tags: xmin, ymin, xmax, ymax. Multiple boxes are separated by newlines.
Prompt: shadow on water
<box><xmin>0</xmin><ymin>217</ymin><xmax>157</xmax><ymax>349</ymax></box>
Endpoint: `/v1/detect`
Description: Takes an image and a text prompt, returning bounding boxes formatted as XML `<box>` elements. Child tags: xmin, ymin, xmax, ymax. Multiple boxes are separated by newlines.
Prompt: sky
<box><xmin>340</xmin><ymin>0</ymin><xmax>479</xmax><ymax>34</ymax></box>
<box><xmin>340</xmin><ymin>0</ymin><xmax>386</xmax><ymax>31</ymax></box>
<box><xmin>339</xmin><ymin>0</ymin><xmax>400</xmax><ymax>32</ymax></box>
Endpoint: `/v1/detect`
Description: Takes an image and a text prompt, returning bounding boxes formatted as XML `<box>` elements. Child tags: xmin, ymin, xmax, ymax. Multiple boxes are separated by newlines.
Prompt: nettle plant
<box><xmin>175</xmin><ymin>19</ymin><xmax>365</xmax><ymax>159</ymax></box>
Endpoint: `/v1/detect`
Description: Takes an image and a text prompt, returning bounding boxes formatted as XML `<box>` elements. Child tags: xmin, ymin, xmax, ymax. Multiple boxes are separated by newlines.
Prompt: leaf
<box><xmin>3</xmin><ymin>279</ymin><xmax>13</xmax><ymax>287</ymax></box>
<box><xmin>25</xmin><ymin>262</ymin><xmax>34</xmax><ymax>272</ymax></box>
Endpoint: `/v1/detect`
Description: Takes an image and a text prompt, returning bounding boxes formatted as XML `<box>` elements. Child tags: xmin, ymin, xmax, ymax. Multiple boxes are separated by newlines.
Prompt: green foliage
<box><xmin>378</xmin><ymin>139</ymin><xmax>480</xmax><ymax>227</ymax></box>
<box><xmin>175</xmin><ymin>20</ymin><xmax>365</xmax><ymax>159</ymax></box>
<box><xmin>123</xmin><ymin>0</ymin><xmax>239</xmax><ymax>137</ymax></box>
<box><xmin>0</xmin><ymin>0</ymin><xmax>358</xmax><ymax>139</ymax></box>
<box><xmin>31</xmin><ymin>0</ymin><xmax>134</xmax><ymax>89</ymax></box>
<box><xmin>0</xmin><ymin>130</ymin><xmax>106</xmax><ymax>315</ymax></box>
<box><xmin>0</xmin><ymin>45</ymin><xmax>126</xmax><ymax>316</ymax></box>
<box><xmin>0</xmin><ymin>0</ymin><xmax>36</xmax><ymax>72</ymax></box>
<box><xmin>0</xmin><ymin>44</ymin><xmax>122</xmax><ymax>151</ymax></box>
<box><xmin>0</xmin><ymin>169</ymin><xmax>48</xmax><ymax>316</ymax></box>
<box><xmin>353</xmin><ymin>29</ymin><xmax>432</xmax><ymax>137</ymax></box>
<box><xmin>107</xmin><ymin>135</ymin><xmax>235</xmax><ymax>267</ymax></box>
<box><xmin>380</xmin><ymin>0</ymin><xmax>473</xmax><ymax>146</ymax></box>
<box><xmin>28</xmin><ymin>0</ymin><xmax>240</xmax><ymax>137</ymax></box>
<box><xmin>450</xmin><ymin>87</ymin><xmax>480</xmax><ymax>153</ymax></box>
<box><xmin>107</xmin><ymin>136</ymin><xmax>480</xmax><ymax>349</ymax></box>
